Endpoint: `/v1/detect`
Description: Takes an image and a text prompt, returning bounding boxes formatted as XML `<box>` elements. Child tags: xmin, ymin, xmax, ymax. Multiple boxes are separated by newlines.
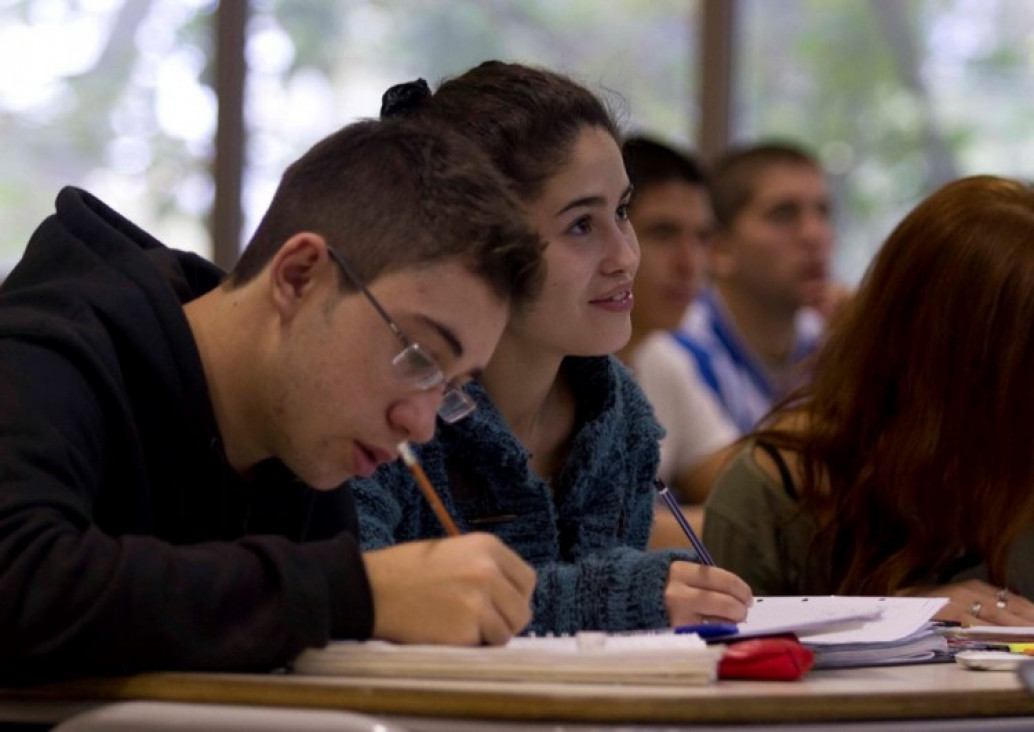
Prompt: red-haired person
<box><xmin>704</xmin><ymin>175</ymin><xmax>1034</xmax><ymax>625</ymax></box>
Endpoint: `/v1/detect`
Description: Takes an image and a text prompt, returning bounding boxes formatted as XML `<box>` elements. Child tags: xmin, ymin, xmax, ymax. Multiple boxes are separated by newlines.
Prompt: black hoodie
<box><xmin>0</xmin><ymin>188</ymin><xmax>373</xmax><ymax>681</ymax></box>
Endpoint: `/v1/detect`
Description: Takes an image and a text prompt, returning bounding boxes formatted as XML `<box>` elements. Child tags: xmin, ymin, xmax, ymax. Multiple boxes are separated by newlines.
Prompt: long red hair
<box><xmin>759</xmin><ymin>175</ymin><xmax>1034</xmax><ymax>594</ymax></box>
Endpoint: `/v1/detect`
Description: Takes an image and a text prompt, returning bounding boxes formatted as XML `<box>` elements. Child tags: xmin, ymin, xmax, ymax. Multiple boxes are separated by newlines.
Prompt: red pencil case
<box><xmin>718</xmin><ymin>637</ymin><xmax>815</xmax><ymax>680</ymax></box>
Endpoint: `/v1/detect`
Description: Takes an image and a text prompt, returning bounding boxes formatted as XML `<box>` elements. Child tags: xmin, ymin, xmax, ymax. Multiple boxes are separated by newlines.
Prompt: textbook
<box><xmin>292</xmin><ymin>632</ymin><xmax>722</xmax><ymax>685</ymax></box>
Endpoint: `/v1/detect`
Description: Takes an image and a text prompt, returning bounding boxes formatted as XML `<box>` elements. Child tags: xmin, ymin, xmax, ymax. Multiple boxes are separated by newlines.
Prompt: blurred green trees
<box><xmin>1</xmin><ymin>0</ymin><xmax>1031</xmax><ymax>281</ymax></box>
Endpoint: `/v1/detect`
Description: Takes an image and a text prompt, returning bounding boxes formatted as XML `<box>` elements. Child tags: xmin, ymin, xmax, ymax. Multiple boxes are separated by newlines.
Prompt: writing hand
<box><xmin>364</xmin><ymin>533</ymin><xmax>536</xmax><ymax>645</ymax></box>
<box><xmin>664</xmin><ymin>560</ymin><xmax>753</xmax><ymax>626</ymax></box>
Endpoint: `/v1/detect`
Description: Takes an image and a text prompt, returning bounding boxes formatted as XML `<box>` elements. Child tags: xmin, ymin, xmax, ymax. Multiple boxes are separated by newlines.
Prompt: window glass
<box><xmin>243</xmin><ymin>0</ymin><xmax>698</xmax><ymax>248</ymax></box>
<box><xmin>737</xmin><ymin>0</ymin><xmax>1034</xmax><ymax>282</ymax></box>
<box><xmin>0</xmin><ymin>0</ymin><xmax>216</xmax><ymax>276</ymax></box>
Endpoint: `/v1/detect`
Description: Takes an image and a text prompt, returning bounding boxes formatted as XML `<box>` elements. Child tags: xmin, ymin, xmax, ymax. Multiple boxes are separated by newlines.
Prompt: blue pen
<box><xmin>674</xmin><ymin>622</ymin><xmax>739</xmax><ymax>639</ymax></box>
<box><xmin>654</xmin><ymin>479</ymin><xmax>715</xmax><ymax>566</ymax></box>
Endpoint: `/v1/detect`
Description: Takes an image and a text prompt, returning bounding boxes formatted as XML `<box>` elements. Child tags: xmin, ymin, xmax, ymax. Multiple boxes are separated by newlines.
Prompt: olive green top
<box><xmin>703</xmin><ymin>441</ymin><xmax>1034</xmax><ymax>597</ymax></box>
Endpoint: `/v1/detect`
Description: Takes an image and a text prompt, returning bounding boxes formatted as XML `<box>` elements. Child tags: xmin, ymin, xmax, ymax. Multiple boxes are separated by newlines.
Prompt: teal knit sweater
<box><xmin>350</xmin><ymin>355</ymin><xmax>696</xmax><ymax>634</ymax></box>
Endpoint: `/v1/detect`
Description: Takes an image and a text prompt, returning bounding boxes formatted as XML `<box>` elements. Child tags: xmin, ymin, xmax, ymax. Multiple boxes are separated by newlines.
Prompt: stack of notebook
<box><xmin>292</xmin><ymin>595</ymin><xmax>951</xmax><ymax>683</ymax></box>
<box><xmin>735</xmin><ymin>596</ymin><xmax>950</xmax><ymax>668</ymax></box>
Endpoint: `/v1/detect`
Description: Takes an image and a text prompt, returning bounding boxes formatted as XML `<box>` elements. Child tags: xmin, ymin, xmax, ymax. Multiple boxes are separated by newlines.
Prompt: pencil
<box><xmin>654</xmin><ymin>479</ymin><xmax>715</xmax><ymax>566</ymax></box>
<box><xmin>397</xmin><ymin>440</ymin><xmax>460</xmax><ymax>537</ymax></box>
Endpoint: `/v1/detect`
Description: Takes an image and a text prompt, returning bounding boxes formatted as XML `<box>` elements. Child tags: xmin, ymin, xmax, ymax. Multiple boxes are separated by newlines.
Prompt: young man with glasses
<box><xmin>0</xmin><ymin>118</ymin><xmax>544</xmax><ymax>681</ymax></box>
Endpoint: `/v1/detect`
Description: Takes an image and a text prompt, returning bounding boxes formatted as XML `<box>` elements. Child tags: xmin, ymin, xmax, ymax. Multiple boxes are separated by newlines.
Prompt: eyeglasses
<box><xmin>325</xmin><ymin>246</ymin><xmax>477</xmax><ymax>424</ymax></box>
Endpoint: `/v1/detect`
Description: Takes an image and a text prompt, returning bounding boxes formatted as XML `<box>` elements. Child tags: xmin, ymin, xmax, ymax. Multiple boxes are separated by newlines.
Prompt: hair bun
<box><xmin>380</xmin><ymin>78</ymin><xmax>432</xmax><ymax>118</ymax></box>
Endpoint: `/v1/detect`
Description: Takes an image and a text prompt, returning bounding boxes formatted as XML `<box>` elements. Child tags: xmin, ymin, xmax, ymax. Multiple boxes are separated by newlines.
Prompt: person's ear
<box><xmin>268</xmin><ymin>233</ymin><xmax>331</xmax><ymax>320</ymax></box>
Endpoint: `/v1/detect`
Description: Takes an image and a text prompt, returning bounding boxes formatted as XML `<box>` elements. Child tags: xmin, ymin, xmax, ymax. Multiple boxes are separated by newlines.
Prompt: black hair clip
<box><xmin>380</xmin><ymin>78</ymin><xmax>431</xmax><ymax>119</ymax></box>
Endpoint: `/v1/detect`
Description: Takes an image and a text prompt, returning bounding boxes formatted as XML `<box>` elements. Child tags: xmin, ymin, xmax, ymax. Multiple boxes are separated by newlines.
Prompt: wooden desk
<box><xmin>2</xmin><ymin>662</ymin><xmax>1034</xmax><ymax>727</ymax></box>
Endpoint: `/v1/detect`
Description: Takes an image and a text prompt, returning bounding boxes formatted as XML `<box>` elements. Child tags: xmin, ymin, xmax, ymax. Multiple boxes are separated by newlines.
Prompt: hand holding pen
<box><xmin>655</xmin><ymin>479</ymin><xmax>713</xmax><ymax>565</ymax></box>
<box><xmin>360</xmin><ymin>442</ymin><xmax>537</xmax><ymax>645</ymax></box>
<box><xmin>654</xmin><ymin>479</ymin><xmax>753</xmax><ymax>626</ymax></box>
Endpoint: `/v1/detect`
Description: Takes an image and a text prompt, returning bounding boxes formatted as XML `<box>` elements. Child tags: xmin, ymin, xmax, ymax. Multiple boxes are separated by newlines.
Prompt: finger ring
<box><xmin>970</xmin><ymin>600</ymin><xmax>983</xmax><ymax>618</ymax></box>
<box><xmin>997</xmin><ymin>588</ymin><xmax>1009</xmax><ymax>610</ymax></box>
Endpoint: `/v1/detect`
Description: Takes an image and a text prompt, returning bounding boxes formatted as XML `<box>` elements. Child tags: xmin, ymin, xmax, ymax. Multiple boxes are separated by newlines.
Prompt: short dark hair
<box><xmin>622</xmin><ymin>136</ymin><xmax>707</xmax><ymax>202</ymax></box>
<box><xmin>709</xmin><ymin>141</ymin><xmax>822</xmax><ymax>227</ymax></box>
<box><xmin>385</xmin><ymin>61</ymin><xmax>621</xmax><ymax>205</ymax></box>
<box><xmin>228</xmin><ymin>118</ymin><xmax>544</xmax><ymax>307</ymax></box>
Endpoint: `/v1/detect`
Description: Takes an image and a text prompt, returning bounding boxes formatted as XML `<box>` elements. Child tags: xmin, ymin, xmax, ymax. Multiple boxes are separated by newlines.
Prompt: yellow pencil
<box><xmin>397</xmin><ymin>440</ymin><xmax>460</xmax><ymax>537</ymax></box>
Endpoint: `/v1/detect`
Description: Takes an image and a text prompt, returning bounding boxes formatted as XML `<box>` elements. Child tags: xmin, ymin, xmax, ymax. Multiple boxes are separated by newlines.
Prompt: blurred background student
<box><xmin>616</xmin><ymin>136</ymin><xmax>737</xmax><ymax>542</ymax></box>
<box><xmin>676</xmin><ymin>142</ymin><xmax>840</xmax><ymax>435</ymax></box>
<box><xmin>703</xmin><ymin>175</ymin><xmax>1034</xmax><ymax>627</ymax></box>
<box><xmin>351</xmin><ymin>62</ymin><xmax>751</xmax><ymax>635</ymax></box>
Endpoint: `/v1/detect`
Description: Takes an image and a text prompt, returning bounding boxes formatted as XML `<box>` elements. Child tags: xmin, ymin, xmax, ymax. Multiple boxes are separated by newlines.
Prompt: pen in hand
<box><xmin>398</xmin><ymin>440</ymin><xmax>460</xmax><ymax>537</ymax></box>
<box><xmin>654</xmin><ymin>479</ymin><xmax>715</xmax><ymax>566</ymax></box>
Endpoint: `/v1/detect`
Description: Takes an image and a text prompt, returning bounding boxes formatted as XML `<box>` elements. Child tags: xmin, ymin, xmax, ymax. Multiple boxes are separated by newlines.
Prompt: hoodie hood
<box><xmin>1</xmin><ymin>186</ymin><xmax>222</xmax><ymax>341</ymax></box>
<box><xmin>0</xmin><ymin>187</ymin><xmax>228</xmax><ymax>535</ymax></box>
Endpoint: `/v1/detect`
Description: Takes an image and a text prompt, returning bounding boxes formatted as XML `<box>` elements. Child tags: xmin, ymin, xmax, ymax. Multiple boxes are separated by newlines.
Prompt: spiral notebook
<box><xmin>292</xmin><ymin>632</ymin><xmax>722</xmax><ymax>686</ymax></box>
